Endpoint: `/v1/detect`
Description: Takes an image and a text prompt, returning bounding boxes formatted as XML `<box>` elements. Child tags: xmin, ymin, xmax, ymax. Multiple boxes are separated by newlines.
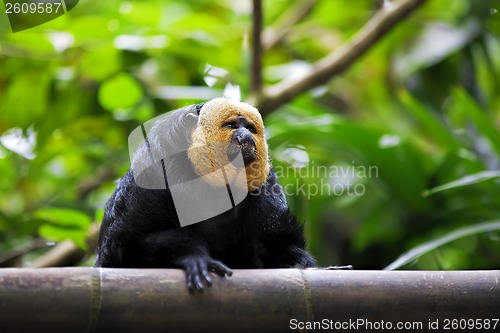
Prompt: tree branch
<box><xmin>251</xmin><ymin>0</ymin><xmax>427</xmax><ymax>116</ymax></box>
<box><xmin>251</xmin><ymin>0</ymin><xmax>263</xmax><ymax>95</ymax></box>
<box><xmin>77</xmin><ymin>167</ymin><xmax>116</xmax><ymax>200</ymax></box>
<box><xmin>0</xmin><ymin>238</ymin><xmax>50</xmax><ymax>267</ymax></box>
<box><xmin>29</xmin><ymin>222</ymin><xmax>100</xmax><ymax>268</ymax></box>
<box><xmin>262</xmin><ymin>0</ymin><xmax>317</xmax><ymax>51</ymax></box>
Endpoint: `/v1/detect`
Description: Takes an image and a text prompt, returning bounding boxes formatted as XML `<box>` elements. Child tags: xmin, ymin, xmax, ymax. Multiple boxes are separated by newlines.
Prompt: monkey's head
<box><xmin>187</xmin><ymin>98</ymin><xmax>269</xmax><ymax>192</ymax></box>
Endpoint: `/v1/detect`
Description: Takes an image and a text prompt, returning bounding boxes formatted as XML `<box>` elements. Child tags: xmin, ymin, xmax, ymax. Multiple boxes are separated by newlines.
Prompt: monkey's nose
<box><xmin>236</xmin><ymin>133</ymin><xmax>255</xmax><ymax>146</ymax></box>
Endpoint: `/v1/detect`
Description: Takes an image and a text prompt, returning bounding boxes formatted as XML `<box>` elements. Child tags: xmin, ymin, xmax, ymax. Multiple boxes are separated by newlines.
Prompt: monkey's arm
<box><xmin>143</xmin><ymin>229</ymin><xmax>232</xmax><ymax>292</ymax></box>
<box><xmin>96</xmin><ymin>171</ymin><xmax>231</xmax><ymax>292</ymax></box>
<box><xmin>98</xmin><ymin>221</ymin><xmax>231</xmax><ymax>292</ymax></box>
<box><xmin>258</xmin><ymin>211</ymin><xmax>317</xmax><ymax>269</ymax></box>
<box><xmin>251</xmin><ymin>170</ymin><xmax>317</xmax><ymax>269</ymax></box>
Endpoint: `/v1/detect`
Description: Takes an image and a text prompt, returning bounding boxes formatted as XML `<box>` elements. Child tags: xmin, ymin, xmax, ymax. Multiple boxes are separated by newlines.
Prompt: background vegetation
<box><xmin>0</xmin><ymin>0</ymin><xmax>499</xmax><ymax>270</ymax></box>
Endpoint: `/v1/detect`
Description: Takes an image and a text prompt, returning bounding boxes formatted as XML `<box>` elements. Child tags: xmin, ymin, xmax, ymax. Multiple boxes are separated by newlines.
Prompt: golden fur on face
<box><xmin>187</xmin><ymin>98</ymin><xmax>269</xmax><ymax>192</ymax></box>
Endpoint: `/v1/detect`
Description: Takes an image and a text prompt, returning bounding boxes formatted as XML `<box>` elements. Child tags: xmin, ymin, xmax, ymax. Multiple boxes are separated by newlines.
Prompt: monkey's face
<box><xmin>188</xmin><ymin>98</ymin><xmax>269</xmax><ymax>192</ymax></box>
<box><xmin>225</xmin><ymin>115</ymin><xmax>258</xmax><ymax>166</ymax></box>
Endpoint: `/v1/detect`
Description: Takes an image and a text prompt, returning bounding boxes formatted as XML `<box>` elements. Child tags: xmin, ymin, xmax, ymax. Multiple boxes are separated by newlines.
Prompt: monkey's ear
<box><xmin>184</xmin><ymin>112</ymin><xmax>198</xmax><ymax>127</ymax></box>
<box><xmin>183</xmin><ymin>111</ymin><xmax>199</xmax><ymax>143</ymax></box>
<box><xmin>184</xmin><ymin>113</ymin><xmax>198</xmax><ymax>128</ymax></box>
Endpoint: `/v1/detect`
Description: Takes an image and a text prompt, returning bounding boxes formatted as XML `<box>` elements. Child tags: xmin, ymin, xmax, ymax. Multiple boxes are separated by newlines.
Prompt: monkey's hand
<box><xmin>176</xmin><ymin>255</ymin><xmax>233</xmax><ymax>293</ymax></box>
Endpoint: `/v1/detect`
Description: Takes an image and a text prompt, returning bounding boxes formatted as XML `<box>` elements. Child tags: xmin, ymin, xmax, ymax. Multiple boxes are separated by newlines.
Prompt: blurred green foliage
<box><xmin>0</xmin><ymin>0</ymin><xmax>499</xmax><ymax>269</ymax></box>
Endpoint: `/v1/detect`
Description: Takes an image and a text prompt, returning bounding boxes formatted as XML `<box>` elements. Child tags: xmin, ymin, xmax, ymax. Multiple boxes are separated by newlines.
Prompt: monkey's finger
<box><xmin>192</xmin><ymin>272</ymin><xmax>204</xmax><ymax>293</ymax></box>
<box><xmin>187</xmin><ymin>277</ymin><xmax>195</xmax><ymax>293</ymax></box>
<box><xmin>207</xmin><ymin>259</ymin><xmax>233</xmax><ymax>277</ymax></box>
<box><xmin>186</xmin><ymin>272</ymin><xmax>197</xmax><ymax>293</ymax></box>
<box><xmin>185</xmin><ymin>263</ymin><xmax>204</xmax><ymax>293</ymax></box>
<box><xmin>198</xmin><ymin>261</ymin><xmax>212</xmax><ymax>286</ymax></box>
<box><xmin>186</xmin><ymin>271</ymin><xmax>196</xmax><ymax>293</ymax></box>
<box><xmin>189</xmin><ymin>262</ymin><xmax>205</xmax><ymax>292</ymax></box>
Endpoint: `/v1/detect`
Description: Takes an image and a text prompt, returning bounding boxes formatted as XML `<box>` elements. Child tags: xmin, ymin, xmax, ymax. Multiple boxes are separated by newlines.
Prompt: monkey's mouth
<box><xmin>227</xmin><ymin>142</ymin><xmax>256</xmax><ymax>166</ymax></box>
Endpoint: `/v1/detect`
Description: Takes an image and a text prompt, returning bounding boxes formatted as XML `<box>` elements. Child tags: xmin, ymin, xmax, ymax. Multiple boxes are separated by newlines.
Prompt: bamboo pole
<box><xmin>0</xmin><ymin>268</ymin><xmax>498</xmax><ymax>333</ymax></box>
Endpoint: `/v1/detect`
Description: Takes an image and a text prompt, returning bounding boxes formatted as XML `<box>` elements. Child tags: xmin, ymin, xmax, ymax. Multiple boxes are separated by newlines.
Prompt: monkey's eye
<box><xmin>223</xmin><ymin>122</ymin><xmax>238</xmax><ymax>129</ymax></box>
<box><xmin>246</xmin><ymin>125</ymin><xmax>257</xmax><ymax>134</ymax></box>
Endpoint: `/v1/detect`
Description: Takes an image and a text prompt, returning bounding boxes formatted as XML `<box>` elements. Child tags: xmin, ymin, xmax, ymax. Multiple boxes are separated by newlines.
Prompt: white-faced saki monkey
<box><xmin>96</xmin><ymin>97</ymin><xmax>324</xmax><ymax>292</ymax></box>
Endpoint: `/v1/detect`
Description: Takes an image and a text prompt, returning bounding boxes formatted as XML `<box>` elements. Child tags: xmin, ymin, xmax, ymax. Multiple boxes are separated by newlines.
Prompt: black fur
<box><xmin>95</xmin><ymin>104</ymin><xmax>317</xmax><ymax>292</ymax></box>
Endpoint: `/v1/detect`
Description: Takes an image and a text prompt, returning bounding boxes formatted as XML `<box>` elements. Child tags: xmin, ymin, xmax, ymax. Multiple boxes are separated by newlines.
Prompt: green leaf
<box><xmin>423</xmin><ymin>170</ymin><xmax>500</xmax><ymax>197</ymax></box>
<box><xmin>38</xmin><ymin>224</ymin><xmax>88</xmax><ymax>250</ymax></box>
<box><xmin>267</xmin><ymin>104</ymin><xmax>430</xmax><ymax>211</ymax></box>
<box><xmin>35</xmin><ymin>208</ymin><xmax>91</xmax><ymax>250</ymax></box>
<box><xmin>399</xmin><ymin>90</ymin><xmax>459</xmax><ymax>150</ymax></box>
<box><xmin>80</xmin><ymin>46</ymin><xmax>121</xmax><ymax>81</ymax></box>
<box><xmin>94</xmin><ymin>208</ymin><xmax>105</xmax><ymax>224</ymax></box>
<box><xmin>34</xmin><ymin>208</ymin><xmax>92</xmax><ymax>229</ymax></box>
<box><xmin>452</xmin><ymin>87</ymin><xmax>500</xmax><ymax>157</ymax></box>
<box><xmin>385</xmin><ymin>220</ymin><xmax>500</xmax><ymax>270</ymax></box>
<box><xmin>394</xmin><ymin>20</ymin><xmax>481</xmax><ymax>78</ymax></box>
<box><xmin>98</xmin><ymin>73</ymin><xmax>143</xmax><ymax>111</ymax></box>
<box><xmin>2</xmin><ymin>71</ymin><xmax>51</xmax><ymax>128</ymax></box>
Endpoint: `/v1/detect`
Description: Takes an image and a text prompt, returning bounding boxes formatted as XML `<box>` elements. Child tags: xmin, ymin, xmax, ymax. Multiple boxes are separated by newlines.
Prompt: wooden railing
<box><xmin>0</xmin><ymin>268</ymin><xmax>498</xmax><ymax>332</ymax></box>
